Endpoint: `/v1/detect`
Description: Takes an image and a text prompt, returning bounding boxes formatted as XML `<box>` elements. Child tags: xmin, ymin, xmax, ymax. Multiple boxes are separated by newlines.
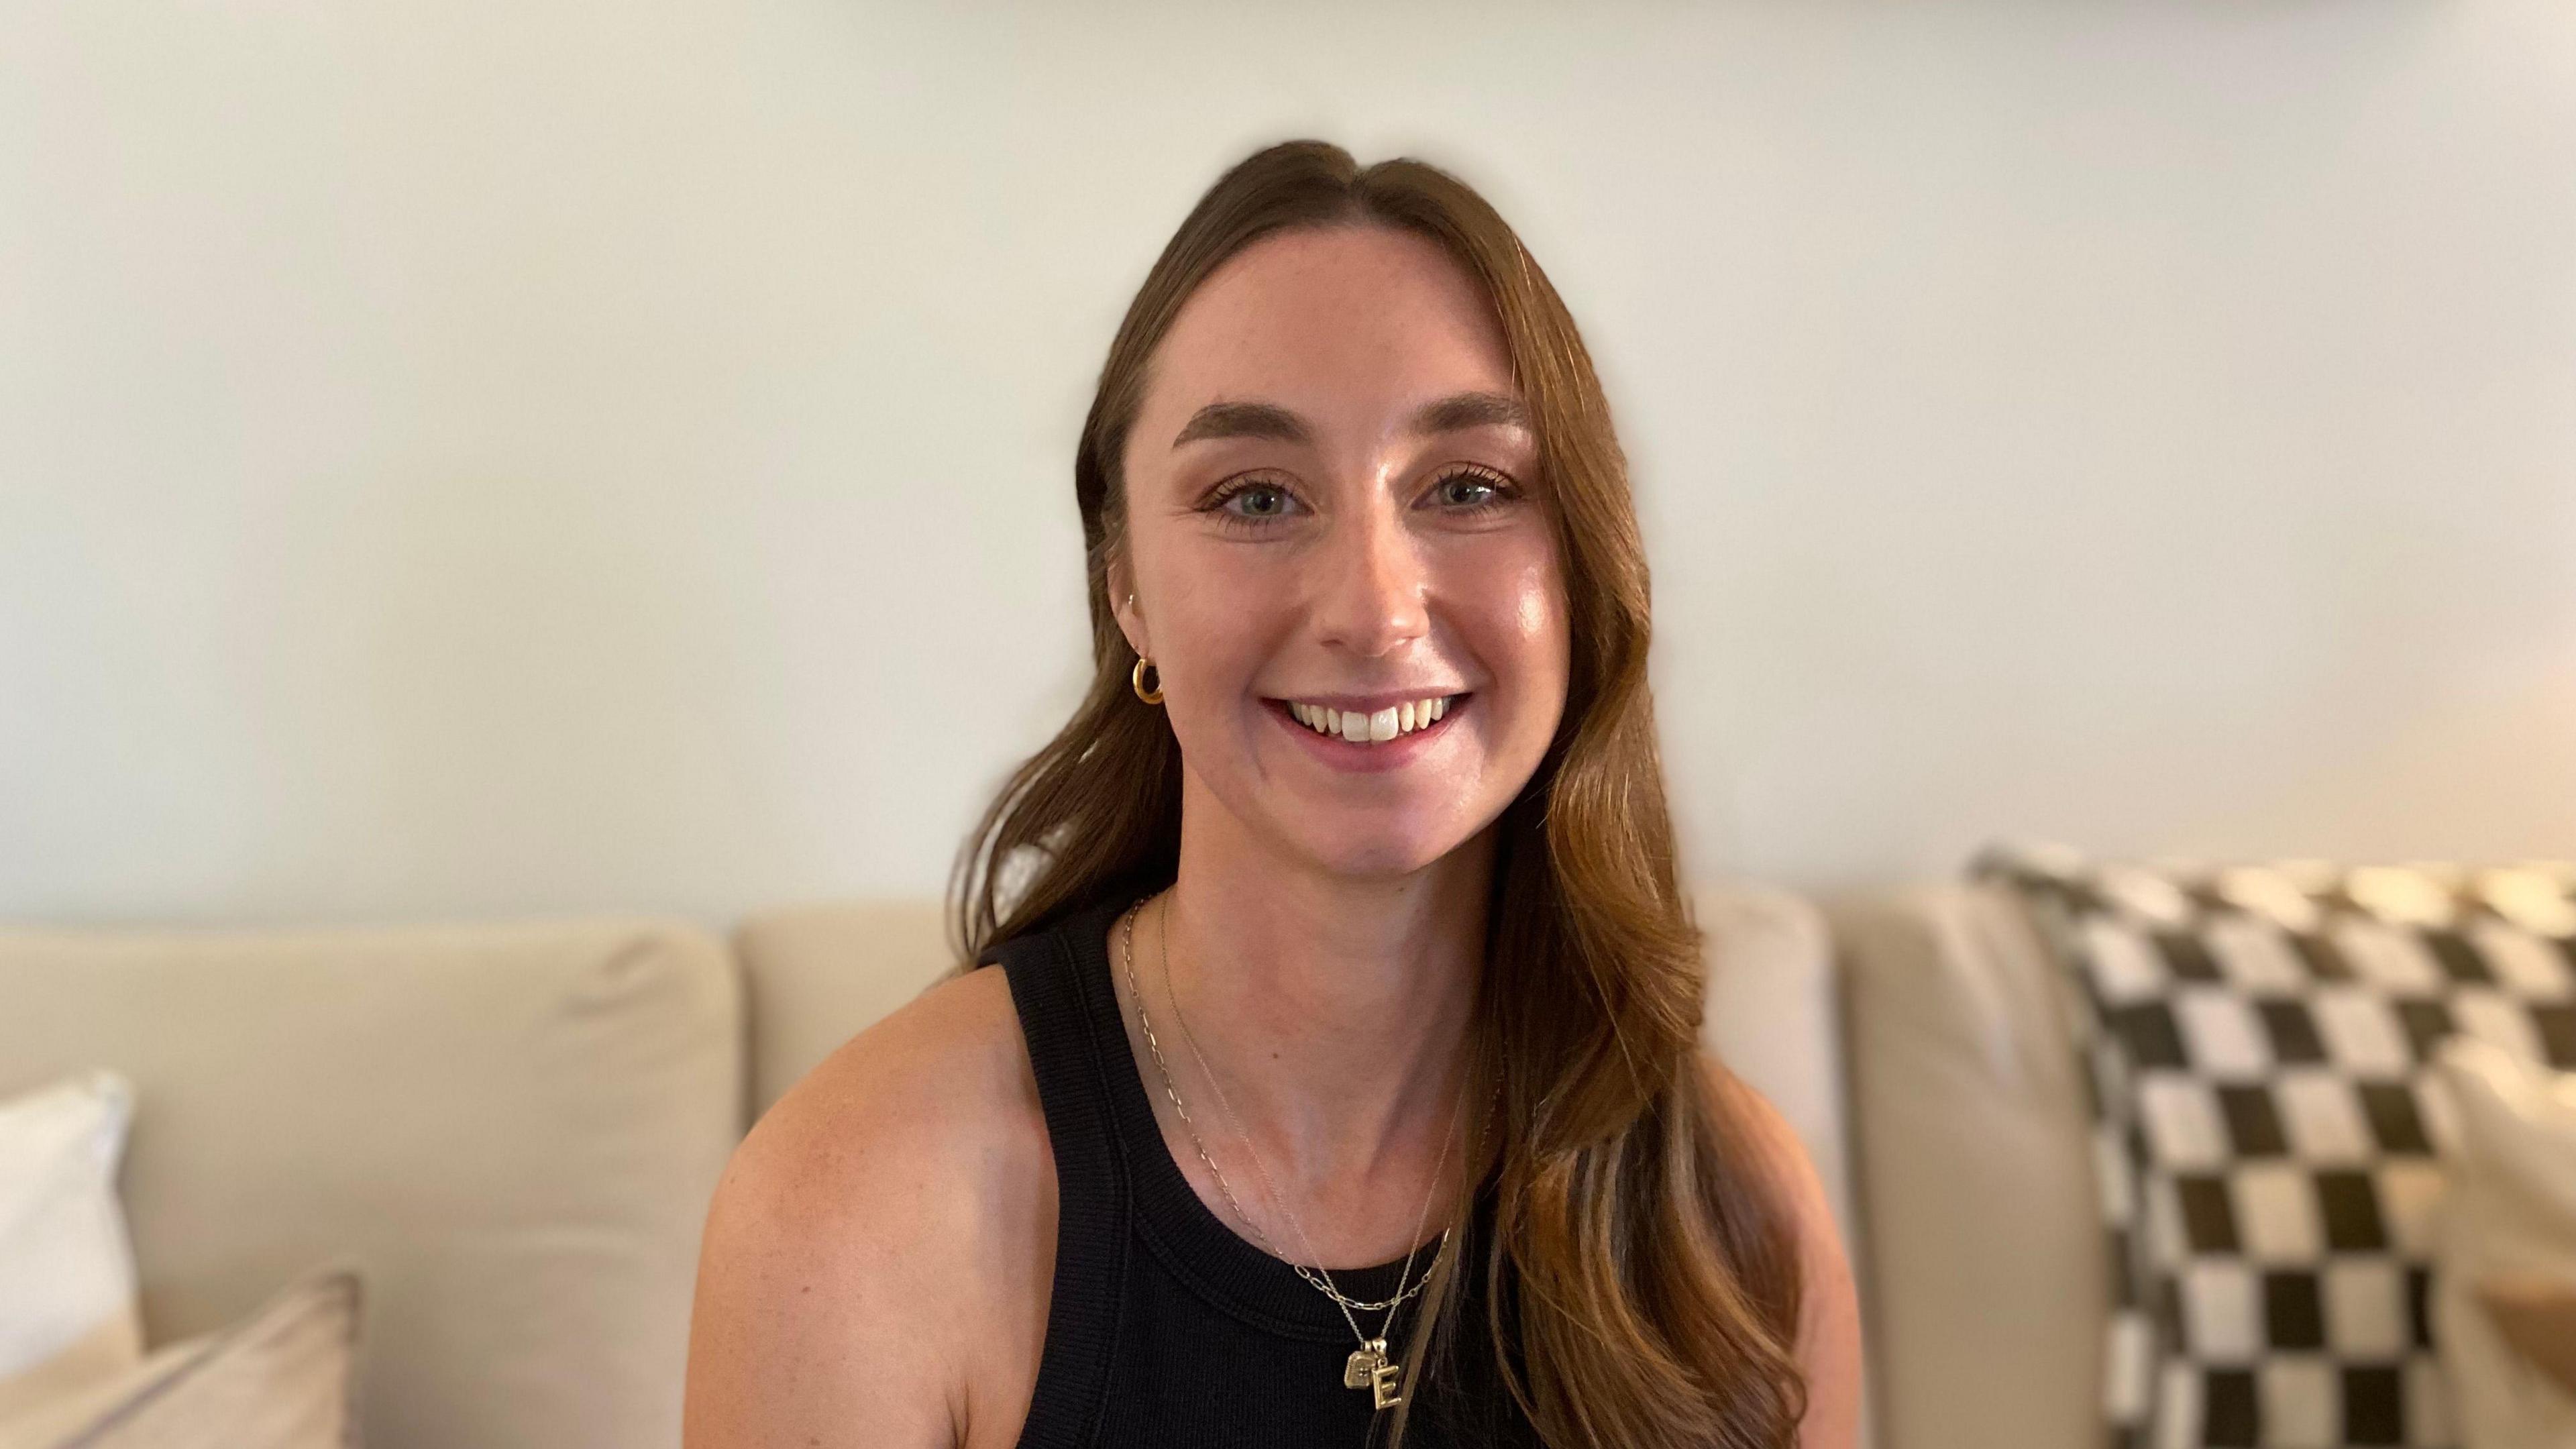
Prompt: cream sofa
<box><xmin>0</xmin><ymin>881</ymin><xmax>2063</xmax><ymax>1449</ymax></box>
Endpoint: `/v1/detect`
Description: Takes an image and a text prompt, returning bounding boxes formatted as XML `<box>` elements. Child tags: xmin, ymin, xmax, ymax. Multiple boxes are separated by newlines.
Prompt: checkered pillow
<box><xmin>1975</xmin><ymin>846</ymin><xmax>2576</xmax><ymax>1449</ymax></box>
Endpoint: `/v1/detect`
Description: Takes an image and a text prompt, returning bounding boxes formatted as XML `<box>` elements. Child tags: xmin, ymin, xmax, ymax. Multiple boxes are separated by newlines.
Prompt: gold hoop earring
<box><xmin>1131</xmin><ymin>657</ymin><xmax>1165</xmax><ymax>705</ymax></box>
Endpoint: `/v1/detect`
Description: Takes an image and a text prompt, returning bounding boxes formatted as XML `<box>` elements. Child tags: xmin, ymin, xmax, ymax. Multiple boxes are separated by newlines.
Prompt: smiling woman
<box><xmin>682</xmin><ymin>141</ymin><xmax>1861</xmax><ymax>1449</ymax></box>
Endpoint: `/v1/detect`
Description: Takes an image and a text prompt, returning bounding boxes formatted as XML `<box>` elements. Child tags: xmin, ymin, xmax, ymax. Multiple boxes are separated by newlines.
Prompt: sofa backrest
<box><xmin>1828</xmin><ymin>882</ymin><xmax>2103</xmax><ymax>1449</ymax></box>
<box><xmin>0</xmin><ymin>920</ymin><xmax>741</xmax><ymax>1449</ymax></box>
<box><xmin>733</xmin><ymin>898</ymin><xmax>952</xmax><ymax>1122</ymax></box>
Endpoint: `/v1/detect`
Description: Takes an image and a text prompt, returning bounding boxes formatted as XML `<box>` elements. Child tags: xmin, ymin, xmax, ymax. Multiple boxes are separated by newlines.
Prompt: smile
<box><xmin>1283</xmin><ymin>694</ymin><xmax>1461</xmax><ymax>745</ymax></box>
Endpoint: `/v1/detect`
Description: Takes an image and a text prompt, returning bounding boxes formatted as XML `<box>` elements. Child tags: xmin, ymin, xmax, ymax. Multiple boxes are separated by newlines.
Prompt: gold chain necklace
<box><xmin>1119</xmin><ymin>898</ymin><xmax>1458</xmax><ymax>1411</ymax></box>
<box><xmin>1157</xmin><ymin>897</ymin><xmax>1454</xmax><ymax>1318</ymax></box>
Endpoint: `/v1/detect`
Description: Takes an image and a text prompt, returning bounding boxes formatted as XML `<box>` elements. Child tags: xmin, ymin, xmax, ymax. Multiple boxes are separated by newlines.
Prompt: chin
<box><xmin>1282</xmin><ymin>808</ymin><xmax>1484</xmax><ymax>881</ymax></box>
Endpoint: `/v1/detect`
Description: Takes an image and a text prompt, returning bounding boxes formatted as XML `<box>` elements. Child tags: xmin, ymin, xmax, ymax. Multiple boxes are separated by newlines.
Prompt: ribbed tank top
<box><xmin>986</xmin><ymin>894</ymin><xmax>1546</xmax><ymax>1448</ymax></box>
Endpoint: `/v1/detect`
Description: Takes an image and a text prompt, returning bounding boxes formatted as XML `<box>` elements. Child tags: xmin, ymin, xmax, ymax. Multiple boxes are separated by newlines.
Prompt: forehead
<box><xmin>1136</xmin><ymin>224</ymin><xmax>1517</xmax><ymax>434</ymax></box>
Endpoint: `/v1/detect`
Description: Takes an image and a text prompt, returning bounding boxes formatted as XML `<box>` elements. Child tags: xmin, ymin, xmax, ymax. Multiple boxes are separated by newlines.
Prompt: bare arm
<box><xmin>683</xmin><ymin>1048</ymin><xmax>965</xmax><ymax>1449</ymax></box>
<box><xmin>684</xmin><ymin>970</ymin><xmax>1053</xmax><ymax>1449</ymax></box>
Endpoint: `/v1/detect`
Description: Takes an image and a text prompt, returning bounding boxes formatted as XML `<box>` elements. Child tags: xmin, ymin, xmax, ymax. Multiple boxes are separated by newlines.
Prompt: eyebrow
<box><xmin>1408</xmin><ymin>391</ymin><xmax>1529</xmax><ymax>435</ymax></box>
<box><xmin>1171</xmin><ymin>400</ymin><xmax>1308</xmax><ymax>449</ymax></box>
<box><xmin>1169</xmin><ymin>391</ymin><xmax>1530</xmax><ymax>450</ymax></box>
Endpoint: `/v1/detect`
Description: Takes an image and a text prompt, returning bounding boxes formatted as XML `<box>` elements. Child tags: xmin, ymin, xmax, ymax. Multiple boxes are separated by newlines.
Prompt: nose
<box><xmin>1313</xmin><ymin>496</ymin><xmax>1429</xmax><ymax>659</ymax></box>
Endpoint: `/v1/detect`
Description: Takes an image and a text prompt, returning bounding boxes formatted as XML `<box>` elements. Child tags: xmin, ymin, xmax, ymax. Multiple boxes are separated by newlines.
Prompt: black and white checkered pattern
<box><xmin>1976</xmin><ymin>847</ymin><xmax>2576</xmax><ymax>1449</ymax></box>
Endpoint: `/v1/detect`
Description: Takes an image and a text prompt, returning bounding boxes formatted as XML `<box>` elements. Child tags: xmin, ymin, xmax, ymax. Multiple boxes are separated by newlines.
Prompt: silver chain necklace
<box><xmin>1119</xmin><ymin>897</ymin><xmax>1460</xmax><ymax>1411</ymax></box>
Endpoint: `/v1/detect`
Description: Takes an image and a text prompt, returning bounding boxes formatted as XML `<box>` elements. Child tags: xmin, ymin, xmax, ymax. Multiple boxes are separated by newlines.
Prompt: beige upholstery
<box><xmin>734</xmin><ymin>899</ymin><xmax>957</xmax><ymax>1121</ymax></box>
<box><xmin>1</xmin><ymin>1269</ymin><xmax>365</xmax><ymax>1449</ymax></box>
<box><xmin>0</xmin><ymin>921</ymin><xmax>741</xmax><ymax>1449</ymax></box>
<box><xmin>1827</xmin><ymin>882</ymin><xmax>2104</xmax><ymax>1449</ymax></box>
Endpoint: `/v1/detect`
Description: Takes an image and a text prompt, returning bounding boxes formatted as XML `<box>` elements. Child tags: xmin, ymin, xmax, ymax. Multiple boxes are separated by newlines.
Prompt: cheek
<box><xmin>1516</xmin><ymin>569</ymin><xmax>1568</xmax><ymax>671</ymax></box>
<box><xmin>1492</xmin><ymin>543</ymin><xmax>1572</xmax><ymax>701</ymax></box>
<box><xmin>1152</xmin><ymin>550</ymin><xmax>1293</xmax><ymax>696</ymax></box>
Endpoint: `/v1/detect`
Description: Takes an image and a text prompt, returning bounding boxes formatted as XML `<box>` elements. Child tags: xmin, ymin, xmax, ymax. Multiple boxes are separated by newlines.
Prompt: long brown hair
<box><xmin>952</xmin><ymin>140</ymin><xmax>1807</xmax><ymax>1449</ymax></box>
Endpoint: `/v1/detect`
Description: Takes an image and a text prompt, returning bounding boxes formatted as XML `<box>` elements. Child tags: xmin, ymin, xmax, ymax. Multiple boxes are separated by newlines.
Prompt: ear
<box><xmin>1106</xmin><ymin>549</ymin><xmax>1150</xmax><ymax>661</ymax></box>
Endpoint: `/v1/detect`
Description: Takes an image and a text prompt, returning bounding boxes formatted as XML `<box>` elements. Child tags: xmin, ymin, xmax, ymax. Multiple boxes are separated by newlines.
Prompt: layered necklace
<box><xmin>1119</xmin><ymin>897</ymin><xmax>1469</xmax><ymax>1412</ymax></box>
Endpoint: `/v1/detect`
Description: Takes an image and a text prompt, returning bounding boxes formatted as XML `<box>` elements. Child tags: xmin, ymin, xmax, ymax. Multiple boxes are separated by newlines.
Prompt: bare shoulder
<box><xmin>1701</xmin><ymin>1056</ymin><xmax>1865</xmax><ymax>1449</ymax></box>
<box><xmin>685</xmin><ymin>966</ymin><xmax>1055</xmax><ymax>1449</ymax></box>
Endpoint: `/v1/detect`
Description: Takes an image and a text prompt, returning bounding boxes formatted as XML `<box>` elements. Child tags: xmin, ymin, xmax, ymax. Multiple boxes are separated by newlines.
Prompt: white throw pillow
<box><xmin>0</xmin><ymin>1073</ymin><xmax>141</xmax><ymax>1415</ymax></box>
<box><xmin>0</xmin><ymin>1268</ymin><xmax>360</xmax><ymax>1449</ymax></box>
<box><xmin>2433</xmin><ymin>1037</ymin><xmax>2576</xmax><ymax>1449</ymax></box>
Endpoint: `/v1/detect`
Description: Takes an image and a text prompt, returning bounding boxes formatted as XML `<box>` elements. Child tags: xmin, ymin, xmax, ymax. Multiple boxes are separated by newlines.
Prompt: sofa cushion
<box><xmin>733</xmin><ymin>899</ymin><xmax>955</xmax><ymax>1122</ymax></box>
<box><xmin>0</xmin><ymin>1268</ymin><xmax>361</xmax><ymax>1449</ymax></box>
<box><xmin>2432</xmin><ymin>1038</ymin><xmax>2576</xmax><ymax>1448</ymax></box>
<box><xmin>0</xmin><ymin>1073</ymin><xmax>142</xmax><ymax>1416</ymax></box>
<box><xmin>1982</xmin><ymin>849</ymin><xmax>2576</xmax><ymax>1449</ymax></box>
<box><xmin>1827</xmin><ymin>879</ymin><xmax>2106</xmax><ymax>1449</ymax></box>
<box><xmin>0</xmin><ymin>919</ymin><xmax>741</xmax><ymax>1449</ymax></box>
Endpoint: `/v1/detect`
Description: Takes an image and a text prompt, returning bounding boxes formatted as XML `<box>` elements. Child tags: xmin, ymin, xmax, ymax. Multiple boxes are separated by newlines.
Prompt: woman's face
<box><xmin>1111</xmin><ymin>223</ymin><xmax>1570</xmax><ymax>879</ymax></box>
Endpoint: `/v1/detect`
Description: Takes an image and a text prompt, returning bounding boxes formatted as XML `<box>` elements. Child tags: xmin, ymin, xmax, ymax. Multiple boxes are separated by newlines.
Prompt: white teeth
<box><xmin>1287</xmin><ymin>695</ymin><xmax>1457</xmax><ymax>743</ymax></box>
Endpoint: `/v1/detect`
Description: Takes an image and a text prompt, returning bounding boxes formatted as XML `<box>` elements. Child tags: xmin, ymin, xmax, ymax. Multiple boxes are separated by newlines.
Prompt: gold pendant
<box><xmin>1343</xmin><ymin>1340</ymin><xmax>1385</xmax><ymax>1389</ymax></box>
<box><xmin>1371</xmin><ymin>1357</ymin><xmax>1405</xmax><ymax>1411</ymax></box>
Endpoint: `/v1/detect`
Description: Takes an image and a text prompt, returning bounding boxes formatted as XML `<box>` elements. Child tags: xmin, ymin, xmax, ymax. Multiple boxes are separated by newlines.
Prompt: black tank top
<box><xmin>986</xmin><ymin>894</ymin><xmax>1546</xmax><ymax>1448</ymax></box>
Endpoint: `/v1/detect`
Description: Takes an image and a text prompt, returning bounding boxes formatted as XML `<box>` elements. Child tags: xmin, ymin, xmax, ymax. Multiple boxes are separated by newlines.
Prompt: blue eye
<box><xmin>1226</xmin><ymin>484</ymin><xmax>1293</xmax><ymax>518</ymax></box>
<box><xmin>1430</xmin><ymin>468</ymin><xmax>1515</xmax><ymax>511</ymax></box>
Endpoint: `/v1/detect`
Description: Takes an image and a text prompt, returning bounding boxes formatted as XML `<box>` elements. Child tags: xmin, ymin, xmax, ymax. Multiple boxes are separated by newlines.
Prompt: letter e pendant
<box><xmin>1371</xmin><ymin>1358</ymin><xmax>1405</xmax><ymax>1411</ymax></box>
<box><xmin>1343</xmin><ymin>1340</ymin><xmax>1385</xmax><ymax>1389</ymax></box>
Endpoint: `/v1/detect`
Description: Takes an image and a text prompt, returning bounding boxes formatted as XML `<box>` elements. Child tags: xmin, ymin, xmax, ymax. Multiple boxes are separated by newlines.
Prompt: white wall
<box><xmin>3</xmin><ymin>0</ymin><xmax>2571</xmax><ymax>926</ymax></box>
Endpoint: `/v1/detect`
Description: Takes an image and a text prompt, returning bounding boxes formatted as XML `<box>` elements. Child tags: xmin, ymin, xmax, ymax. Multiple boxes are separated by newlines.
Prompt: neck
<box><xmin>1152</xmin><ymin>771</ymin><xmax>1489</xmax><ymax>1197</ymax></box>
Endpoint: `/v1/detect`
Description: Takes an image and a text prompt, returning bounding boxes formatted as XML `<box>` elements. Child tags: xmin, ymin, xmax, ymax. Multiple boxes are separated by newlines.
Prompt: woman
<box><xmin>685</xmin><ymin>140</ymin><xmax>1862</xmax><ymax>1448</ymax></box>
